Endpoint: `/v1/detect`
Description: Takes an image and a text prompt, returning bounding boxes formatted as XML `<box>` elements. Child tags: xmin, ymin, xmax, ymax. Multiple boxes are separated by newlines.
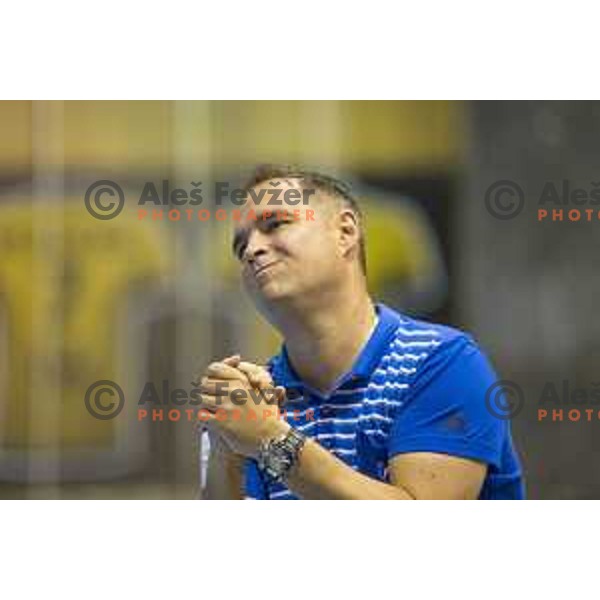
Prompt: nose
<box><xmin>243</xmin><ymin>229</ymin><xmax>269</xmax><ymax>265</ymax></box>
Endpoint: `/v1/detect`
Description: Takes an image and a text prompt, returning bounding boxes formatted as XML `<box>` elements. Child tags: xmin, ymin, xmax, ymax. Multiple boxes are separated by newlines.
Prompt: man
<box><xmin>196</xmin><ymin>165</ymin><xmax>524</xmax><ymax>499</ymax></box>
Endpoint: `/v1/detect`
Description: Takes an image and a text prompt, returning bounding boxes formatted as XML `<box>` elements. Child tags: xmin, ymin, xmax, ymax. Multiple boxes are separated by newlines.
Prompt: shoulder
<box><xmin>381</xmin><ymin>311</ymin><xmax>492</xmax><ymax>393</ymax></box>
<box><xmin>389</xmin><ymin>311</ymin><xmax>475</xmax><ymax>362</ymax></box>
<box><xmin>395</xmin><ymin>311</ymin><xmax>467</xmax><ymax>343</ymax></box>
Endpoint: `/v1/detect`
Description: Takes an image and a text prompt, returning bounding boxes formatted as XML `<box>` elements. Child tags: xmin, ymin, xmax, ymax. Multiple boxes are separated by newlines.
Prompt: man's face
<box><xmin>232</xmin><ymin>178</ymin><xmax>343</xmax><ymax>308</ymax></box>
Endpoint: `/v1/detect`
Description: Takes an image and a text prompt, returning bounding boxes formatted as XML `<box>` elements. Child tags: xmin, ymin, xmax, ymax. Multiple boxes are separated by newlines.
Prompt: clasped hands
<box><xmin>193</xmin><ymin>355</ymin><xmax>290</xmax><ymax>458</ymax></box>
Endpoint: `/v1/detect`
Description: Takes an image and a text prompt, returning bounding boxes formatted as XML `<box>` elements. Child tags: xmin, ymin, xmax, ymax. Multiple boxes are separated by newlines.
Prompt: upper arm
<box><xmin>388</xmin><ymin>451</ymin><xmax>487</xmax><ymax>499</ymax></box>
<box><xmin>386</xmin><ymin>335</ymin><xmax>506</xmax><ymax>499</ymax></box>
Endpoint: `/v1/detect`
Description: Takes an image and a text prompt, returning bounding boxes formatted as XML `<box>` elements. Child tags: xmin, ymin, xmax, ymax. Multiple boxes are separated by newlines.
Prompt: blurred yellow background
<box><xmin>0</xmin><ymin>101</ymin><xmax>463</xmax><ymax>498</ymax></box>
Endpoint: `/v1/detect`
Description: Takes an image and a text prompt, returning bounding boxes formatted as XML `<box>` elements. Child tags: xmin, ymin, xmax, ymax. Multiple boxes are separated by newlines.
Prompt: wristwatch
<box><xmin>257</xmin><ymin>427</ymin><xmax>306</xmax><ymax>484</ymax></box>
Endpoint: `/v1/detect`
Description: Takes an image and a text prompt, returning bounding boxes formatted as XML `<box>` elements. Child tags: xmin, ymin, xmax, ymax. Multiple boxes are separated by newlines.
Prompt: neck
<box><xmin>270</xmin><ymin>290</ymin><xmax>377</xmax><ymax>394</ymax></box>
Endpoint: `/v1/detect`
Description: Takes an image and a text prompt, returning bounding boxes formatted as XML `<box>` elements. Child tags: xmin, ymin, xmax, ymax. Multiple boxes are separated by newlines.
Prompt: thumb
<box><xmin>222</xmin><ymin>354</ymin><xmax>241</xmax><ymax>366</ymax></box>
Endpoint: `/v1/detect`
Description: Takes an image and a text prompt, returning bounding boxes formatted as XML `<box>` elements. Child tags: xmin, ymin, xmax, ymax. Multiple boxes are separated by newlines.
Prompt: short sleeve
<box><xmin>388</xmin><ymin>335</ymin><xmax>506</xmax><ymax>469</ymax></box>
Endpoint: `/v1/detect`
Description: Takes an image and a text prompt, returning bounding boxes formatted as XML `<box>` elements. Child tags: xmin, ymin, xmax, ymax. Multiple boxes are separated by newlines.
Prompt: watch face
<box><xmin>259</xmin><ymin>431</ymin><xmax>305</xmax><ymax>483</ymax></box>
<box><xmin>268</xmin><ymin>455</ymin><xmax>286</xmax><ymax>472</ymax></box>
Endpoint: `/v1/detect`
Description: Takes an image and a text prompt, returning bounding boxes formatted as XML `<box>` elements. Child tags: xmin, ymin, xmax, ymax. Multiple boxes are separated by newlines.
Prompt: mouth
<box><xmin>253</xmin><ymin>261</ymin><xmax>280</xmax><ymax>279</ymax></box>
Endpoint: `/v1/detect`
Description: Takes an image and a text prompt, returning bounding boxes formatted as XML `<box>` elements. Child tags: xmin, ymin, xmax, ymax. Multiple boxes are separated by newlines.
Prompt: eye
<box><xmin>265</xmin><ymin>219</ymin><xmax>287</xmax><ymax>232</ymax></box>
<box><xmin>236</xmin><ymin>243</ymin><xmax>247</xmax><ymax>261</ymax></box>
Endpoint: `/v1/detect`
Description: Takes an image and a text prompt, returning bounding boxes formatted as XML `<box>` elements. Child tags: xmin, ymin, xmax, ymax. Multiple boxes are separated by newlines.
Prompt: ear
<box><xmin>337</xmin><ymin>208</ymin><xmax>360</xmax><ymax>260</ymax></box>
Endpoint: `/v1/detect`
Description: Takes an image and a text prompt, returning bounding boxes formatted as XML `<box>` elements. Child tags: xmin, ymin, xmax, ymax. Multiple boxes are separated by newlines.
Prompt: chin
<box><xmin>257</xmin><ymin>282</ymin><xmax>291</xmax><ymax>302</ymax></box>
<box><xmin>250</xmin><ymin>280</ymin><xmax>297</xmax><ymax>306</ymax></box>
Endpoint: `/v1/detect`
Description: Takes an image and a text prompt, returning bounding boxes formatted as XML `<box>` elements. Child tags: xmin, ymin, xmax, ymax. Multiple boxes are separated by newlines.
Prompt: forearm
<box><xmin>203</xmin><ymin>436</ymin><xmax>245</xmax><ymax>500</ymax></box>
<box><xmin>285</xmin><ymin>438</ymin><xmax>415</xmax><ymax>500</ymax></box>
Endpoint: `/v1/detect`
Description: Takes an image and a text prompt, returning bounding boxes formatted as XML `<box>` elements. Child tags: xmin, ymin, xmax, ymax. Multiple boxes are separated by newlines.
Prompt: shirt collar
<box><xmin>270</xmin><ymin>303</ymin><xmax>402</xmax><ymax>392</ymax></box>
<box><xmin>348</xmin><ymin>303</ymin><xmax>403</xmax><ymax>381</ymax></box>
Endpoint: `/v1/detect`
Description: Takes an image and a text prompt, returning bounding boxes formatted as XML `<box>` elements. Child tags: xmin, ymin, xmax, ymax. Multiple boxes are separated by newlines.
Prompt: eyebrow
<box><xmin>231</xmin><ymin>212</ymin><xmax>292</xmax><ymax>258</ymax></box>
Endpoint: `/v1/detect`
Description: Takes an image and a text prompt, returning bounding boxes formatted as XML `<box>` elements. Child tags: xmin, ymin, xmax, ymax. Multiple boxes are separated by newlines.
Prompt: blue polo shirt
<box><xmin>244</xmin><ymin>303</ymin><xmax>524</xmax><ymax>499</ymax></box>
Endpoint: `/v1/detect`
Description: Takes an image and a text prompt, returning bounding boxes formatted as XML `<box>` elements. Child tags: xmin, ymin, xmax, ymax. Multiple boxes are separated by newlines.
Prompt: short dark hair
<box><xmin>242</xmin><ymin>164</ymin><xmax>367</xmax><ymax>275</ymax></box>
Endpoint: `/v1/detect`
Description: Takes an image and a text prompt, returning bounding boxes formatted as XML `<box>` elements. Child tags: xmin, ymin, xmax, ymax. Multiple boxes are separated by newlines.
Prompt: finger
<box><xmin>264</xmin><ymin>386</ymin><xmax>286</xmax><ymax>407</ymax></box>
<box><xmin>206</xmin><ymin>361</ymin><xmax>246</xmax><ymax>381</ymax></box>
<box><xmin>199</xmin><ymin>380</ymin><xmax>242</xmax><ymax>397</ymax></box>
<box><xmin>192</xmin><ymin>355</ymin><xmax>239</xmax><ymax>386</ymax></box>
<box><xmin>237</xmin><ymin>361</ymin><xmax>272</xmax><ymax>388</ymax></box>
<box><xmin>202</xmin><ymin>373</ymin><xmax>248</xmax><ymax>386</ymax></box>
<box><xmin>197</xmin><ymin>394</ymin><xmax>222</xmax><ymax>411</ymax></box>
<box><xmin>222</xmin><ymin>355</ymin><xmax>241</xmax><ymax>366</ymax></box>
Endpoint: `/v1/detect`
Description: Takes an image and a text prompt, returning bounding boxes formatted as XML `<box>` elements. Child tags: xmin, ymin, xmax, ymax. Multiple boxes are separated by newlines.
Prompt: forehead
<box><xmin>240</xmin><ymin>177</ymin><xmax>306</xmax><ymax>214</ymax></box>
<box><xmin>230</xmin><ymin>178</ymin><xmax>332</xmax><ymax>253</ymax></box>
<box><xmin>237</xmin><ymin>177</ymin><xmax>340</xmax><ymax>217</ymax></box>
<box><xmin>236</xmin><ymin>178</ymin><xmax>320</xmax><ymax>222</ymax></box>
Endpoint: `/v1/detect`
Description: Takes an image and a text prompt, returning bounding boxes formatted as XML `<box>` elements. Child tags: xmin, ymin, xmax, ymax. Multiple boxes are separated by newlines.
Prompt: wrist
<box><xmin>267</xmin><ymin>419</ymin><xmax>292</xmax><ymax>439</ymax></box>
<box><xmin>256</xmin><ymin>425</ymin><xmax>306</xmax><ymax>485</ymax></box>
<box><xmin>254</xmin><ymin>420</ymin><xmax>291</xmax><ymax>458</ymax></box>
<box><xmin>210</xmin><ymin>434</ymin><xmax>244</xmax><ymax>463</ymax></box>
